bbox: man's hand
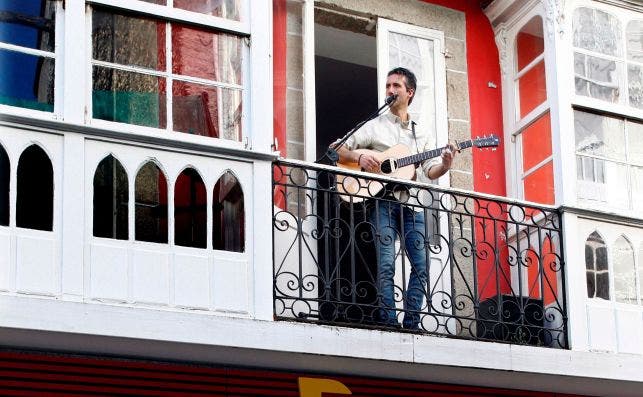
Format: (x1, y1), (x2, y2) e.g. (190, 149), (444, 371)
(358, 154), (381, 173)
(441, 143), (457, 169)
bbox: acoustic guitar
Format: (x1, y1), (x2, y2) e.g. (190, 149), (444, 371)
(335, 135), (499, 202)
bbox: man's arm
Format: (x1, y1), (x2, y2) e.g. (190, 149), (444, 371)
(426, 143), (457, 180)
(335, 145), (380, 173)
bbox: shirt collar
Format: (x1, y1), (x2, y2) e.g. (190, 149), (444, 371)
(385, 111), (414, 129)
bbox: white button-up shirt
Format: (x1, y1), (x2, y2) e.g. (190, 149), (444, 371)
(338, 111), (440, 207)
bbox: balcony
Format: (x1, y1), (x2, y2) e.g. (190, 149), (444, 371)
(273, 159), (568, 348)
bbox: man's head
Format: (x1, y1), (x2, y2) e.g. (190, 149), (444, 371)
(386, 67), (417, 106)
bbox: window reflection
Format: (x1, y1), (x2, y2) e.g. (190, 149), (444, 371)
(613, 236), (636, 304)
(93, 155), (129, 240)
(0, 50), (54, 112)
(174, 0), (241, 21)
(92, 10), (166, 71)
(93, 66), (166, 129)
(585, 231), (609, 300)
(135, 162), (168, 243)
(0, 0), (56, 52)
(213, 171), (244, 252)
(0, 144), (9, 226)
(175, 168), (207, 248)
(16, 144), (53, 231)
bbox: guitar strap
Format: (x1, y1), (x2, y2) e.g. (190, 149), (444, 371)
(411, 121), (421, 158)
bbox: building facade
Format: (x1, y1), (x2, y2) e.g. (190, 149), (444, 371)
(0, 0), (642, 395)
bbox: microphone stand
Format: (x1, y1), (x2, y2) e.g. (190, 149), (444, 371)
(315, 97), (395, 165)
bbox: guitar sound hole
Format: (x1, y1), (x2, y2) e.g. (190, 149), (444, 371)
(380, 159), (396, 175)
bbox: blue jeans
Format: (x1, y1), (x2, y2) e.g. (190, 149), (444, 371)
(370, 201), (429, 329)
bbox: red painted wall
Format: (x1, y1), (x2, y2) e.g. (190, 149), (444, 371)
(0, 350), (587, 396)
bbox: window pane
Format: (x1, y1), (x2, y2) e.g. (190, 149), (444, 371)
(172, 81), (241, 141)
(174, 0), (241, 21)
(574, 53), (620, 103)
(213, 171), (244, 252)
(614, 237), (636, 304)
(628, 64), (643, 109)
(639, 243), (643, 304)
(92, 9), (166, 71)
(16, 145), (53, 231)
(573, 7), (622, 56)
(135, 162), (168, 243)
(574, 110), (625, 161)
(93, 66), (167, 129)
(586, 232), (609, 300)
(626, 20), (643, 62)
(93, 155), (129, 240)
(0, 144), (9, 226)
(523, 160), (554, 205)
(174, 168), (207, 248)
(172, 25), (242, 85)
(518, 61), (546, 118)
(596, 272), (610, 300)
(626, 120), (643, 165)
(586, 272), (596, 298)
(516, 16), (543, 72)
(0, 50), (54, 111)
(0, 0), (55, 52)
(632, 166), (643, 212)
(521, 113), (551, 171)
(603, 161), (629, 209)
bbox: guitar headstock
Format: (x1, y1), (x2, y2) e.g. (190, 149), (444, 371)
(472, 135), (500, 148)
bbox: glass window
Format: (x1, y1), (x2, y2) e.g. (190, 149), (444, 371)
(91, 7), (244, 142)
(516, 17), (546, 118)
(585, 231), (609, 300)
(135, 161), (168, 243)
(213, 171), (244, 252)
(0, 144), (9, 226)
(16, 144), (53, 231)
(0, 0), (56, 112)
(174, 0), (242, 21)
(574, 110), (642, 212)
(573, 8), (643, 111)
(627, 20), (643, 109)
(613, 236), (636, 304)
(174, 168), (207, 248)
(93, 155), (129, 240)
(573, 7), (622, 56)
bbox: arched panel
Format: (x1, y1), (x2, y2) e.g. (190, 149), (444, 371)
(174, 167), (206, 248)
(0, 143), (9, 226)
(135, 161), (168, 243)
(585, 231), (609, 300)
(613, 235), (636, 304)
(213, 170), (244, 252)
(93, 155), (129, 240)
(16, 144), (53, 231)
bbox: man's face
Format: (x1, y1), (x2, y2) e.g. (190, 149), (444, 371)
(385, 73), (414, 108)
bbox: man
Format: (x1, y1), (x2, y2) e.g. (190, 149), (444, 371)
(335, 67), (456, 329)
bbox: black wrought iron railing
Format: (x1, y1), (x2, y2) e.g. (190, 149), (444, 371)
(272, 159), (568, 348)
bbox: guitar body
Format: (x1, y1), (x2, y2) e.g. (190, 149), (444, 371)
(333, 135), (499, 203)
(336, 144), (416, 202)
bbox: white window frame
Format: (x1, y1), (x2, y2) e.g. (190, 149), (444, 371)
(498, 4), (551, 201)
(570, 1), (643, 120)
(0, 0), (64, 120)
(84, 0), (256, 150)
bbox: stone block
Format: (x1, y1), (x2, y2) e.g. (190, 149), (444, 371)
(446, 71), (470, 121)
(287, 33), (303, 90)
(450, 169), (473, 191)
(286, 88), (304, 144)
(446, 37), (466, 72)
(287, 0), (303, 35)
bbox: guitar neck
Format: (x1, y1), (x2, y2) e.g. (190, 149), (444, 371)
(397, 140), (472, 167)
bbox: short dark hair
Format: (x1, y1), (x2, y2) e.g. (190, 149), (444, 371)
(387, 67), (417, 104)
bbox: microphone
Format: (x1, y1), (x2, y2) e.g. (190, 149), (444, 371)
(385, 94), (398, 105)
